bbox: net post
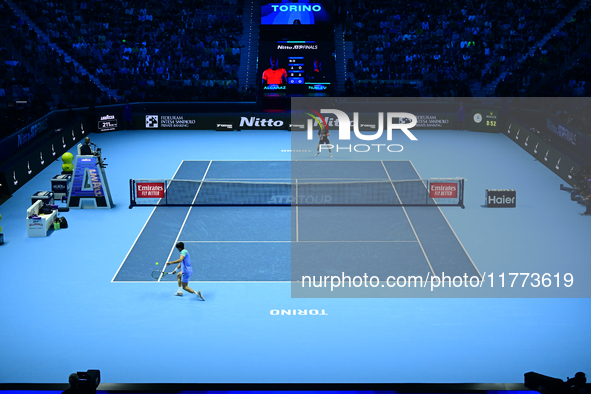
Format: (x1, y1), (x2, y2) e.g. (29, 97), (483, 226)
(426, 180), (429, 206)
(129, 179), (134, 209)
(460, 179), (465, 209)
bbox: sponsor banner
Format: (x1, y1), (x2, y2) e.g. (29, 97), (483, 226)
(215, 123), (234, 131)
(546, 115), (591, 160)
(547, 116), (577, 146)
(0, 116), (50, 165)
(334, 113), (456, 131)
(429, 183), (458, 198)
(150, 115), (197, 129)
(97, 114), (118, 132)
(135, 113), (292, 130)
(415, 114), (456, 130)
(485, 189), (516, 208)
(136, 182), (165, 198)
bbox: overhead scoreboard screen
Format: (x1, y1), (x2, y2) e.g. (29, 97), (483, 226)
(259, 1), (334, 96)
(259, 40), (334, 94)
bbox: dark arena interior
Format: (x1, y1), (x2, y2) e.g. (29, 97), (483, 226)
(0, 0), (590, 394)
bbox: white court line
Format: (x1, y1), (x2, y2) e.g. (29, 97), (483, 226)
(381, 161), (436, 278)
(180, 160), (411, 162)
(408, 161), (481, 279)
(296, 179), (299, 242)
(160, 160), (213, 281)
(111, 161), (186, 282)
(113, 280), (294, 284)
(181, 240), (418, 243)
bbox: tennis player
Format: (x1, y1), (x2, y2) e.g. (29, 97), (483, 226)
(166, 242), (205, 301)
(315, 123), (332, 158)
(262, 56), (288, 85)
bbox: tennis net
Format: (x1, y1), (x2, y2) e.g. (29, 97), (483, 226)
(129, 178), (465, 208)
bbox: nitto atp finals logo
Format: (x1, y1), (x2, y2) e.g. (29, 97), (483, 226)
(303, 108), (418, 153)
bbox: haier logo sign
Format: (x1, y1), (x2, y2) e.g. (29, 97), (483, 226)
(146, 115), (159, 128)
(485, 189), (516, 208)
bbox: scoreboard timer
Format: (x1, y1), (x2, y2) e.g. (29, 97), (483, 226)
(471, 109), (499, 132)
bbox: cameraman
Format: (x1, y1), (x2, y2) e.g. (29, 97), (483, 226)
(560, 168), (591, 215)
(581, 180), (591, 216)
(564, 372), (587, 394)
(62, 373), (83, 394)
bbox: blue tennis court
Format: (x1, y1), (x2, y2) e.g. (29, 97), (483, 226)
(0, 128), (589, 385)
(114, 160), (478, 285)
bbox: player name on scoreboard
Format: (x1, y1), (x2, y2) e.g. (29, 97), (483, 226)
(485, 189), (516, 207)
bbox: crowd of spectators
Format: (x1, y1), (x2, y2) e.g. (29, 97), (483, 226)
(19, 0), (245, 102)
(3, 0), (591, 140)
(495, 3), (591, 97)
(1, 0), (108, 138)
(547, 97), (591, 137)
(342, 0), (580, 97)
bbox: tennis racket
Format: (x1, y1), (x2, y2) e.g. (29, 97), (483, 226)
(151, 270), (174, 280)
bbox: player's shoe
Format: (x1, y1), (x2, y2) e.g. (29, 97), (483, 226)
(174, 291), (183, 296)
(197, 291), (205, 301)
(329, 154), (333, 158)
(581, 212), (591, 216)
(315, 152), (319, 157)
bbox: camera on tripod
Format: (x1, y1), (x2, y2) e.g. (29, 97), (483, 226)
(75, 370), (100, 394)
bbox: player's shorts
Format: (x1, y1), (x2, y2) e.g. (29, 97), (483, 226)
(319, 136), (330, 144)
(181, 271), (192, 283)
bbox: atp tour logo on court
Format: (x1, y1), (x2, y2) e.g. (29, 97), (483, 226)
(146, 115), (159, 128)
(429, 183), (458, 198)
(303, 109), (418, 153)
(136, 182), (165, 198)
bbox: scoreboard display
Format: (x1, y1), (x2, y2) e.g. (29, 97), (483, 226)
(259, 1), (334, 96)
(471, 109), (499, 132)
(259, 40), (334, 95)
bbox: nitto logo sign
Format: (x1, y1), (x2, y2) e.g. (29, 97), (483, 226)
(240, 117), (284, 128)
